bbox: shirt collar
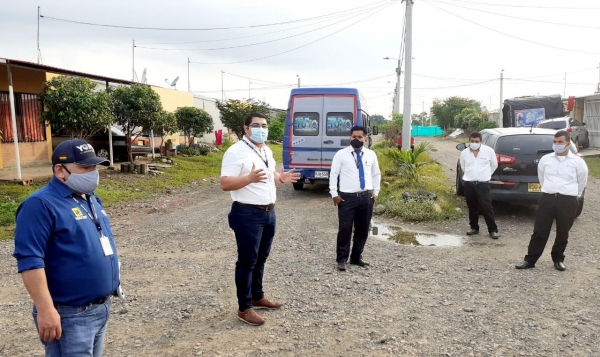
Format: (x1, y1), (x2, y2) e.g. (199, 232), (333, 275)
(49, 176), (77, 198)
(552, 150), (575, 160)
(243, 137), (264, 151)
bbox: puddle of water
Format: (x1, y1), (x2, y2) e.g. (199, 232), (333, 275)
(370, 221), (462, 247)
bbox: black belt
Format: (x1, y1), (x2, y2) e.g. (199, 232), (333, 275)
(339, 190), (373, 197)
(234, 201), (275, 211)
(54, 295), (109, 308)
(543, 192), (575, 198)
(465, 181), (488, 185)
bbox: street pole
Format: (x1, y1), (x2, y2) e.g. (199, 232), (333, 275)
(5, 62), (22, 180)
(297, 75), (301, 88)
(221, 70), (224, 101)
(132, 40), (135, 82)
(597, 62), (600, 93)
(187, 58), (191, 92)
(499, 70), (504, 128)
(37, 6), (41, 64)
(401, 0), (413, 151)
(393, 66), (401, 115)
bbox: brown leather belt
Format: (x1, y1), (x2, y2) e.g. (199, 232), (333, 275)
(234, 201), (275, 211)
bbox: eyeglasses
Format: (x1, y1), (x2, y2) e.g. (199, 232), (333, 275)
(248, 124), (269, 129)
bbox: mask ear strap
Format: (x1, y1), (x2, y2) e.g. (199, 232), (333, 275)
(61, 164), (72, 175)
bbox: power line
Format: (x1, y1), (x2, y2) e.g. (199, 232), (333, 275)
(413, 78), (498, 90)
(519, 67), (599, 79)
(223, 72), (291, 85)
(136, 3), (388, 51)
(432, 0), (600, 30)
(40, 0), (393, 31)
(423, 0), (600, 55)
(505, 78), (597, 86)
(136, 2), (388, 45)
(189, 2), (395, 65)
(437, 0), (600, 10)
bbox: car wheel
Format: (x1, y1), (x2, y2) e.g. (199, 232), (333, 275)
(456, 167), (464, 196)
(576, 194), (584, 218)
(575, 138), (580, 149)
(583, 135), (590, 149)
(96, 146), (110, 159)
(293, 182), (304, 191)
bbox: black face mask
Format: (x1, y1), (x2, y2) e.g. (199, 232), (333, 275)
(350, 139), (363, 149)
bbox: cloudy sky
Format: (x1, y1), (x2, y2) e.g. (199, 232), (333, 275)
(2, 0), (600, 118)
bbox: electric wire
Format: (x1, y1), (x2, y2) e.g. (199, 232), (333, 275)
(423, 0), (600, 55)
(432, 0), (600, 10)
(189, 2), (395, 65)
(40, 0), (393, 31)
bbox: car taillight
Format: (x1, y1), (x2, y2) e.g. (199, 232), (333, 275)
(566, 127), (572, 133)
(496, 154), (516, 165)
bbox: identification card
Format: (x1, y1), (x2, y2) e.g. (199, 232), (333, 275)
(100, 236), (114, 256)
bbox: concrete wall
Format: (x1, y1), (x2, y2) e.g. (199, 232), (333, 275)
(151, 86), (194, 147)
(193, 95), (226, 144)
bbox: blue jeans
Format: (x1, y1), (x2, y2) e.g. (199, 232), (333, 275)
(33, 299), (111, 357)
(228, 203), (276, 311)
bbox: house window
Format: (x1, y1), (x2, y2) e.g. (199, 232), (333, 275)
(0, 92), (46, 143)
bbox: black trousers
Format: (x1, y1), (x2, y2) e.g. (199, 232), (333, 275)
(336, 193), (374, 263)
(464, 181), (498, 233)
(524, 193), (578, 264)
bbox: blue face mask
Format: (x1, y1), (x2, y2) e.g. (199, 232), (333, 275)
(250, 128), (269, 144)
(63, 167), (100, 194)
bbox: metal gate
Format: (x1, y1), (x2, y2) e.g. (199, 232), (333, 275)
(584, 98), (600, 148)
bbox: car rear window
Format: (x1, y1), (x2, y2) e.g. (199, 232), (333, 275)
(537, 121), (566, 130)
(495, 135), (554, 155)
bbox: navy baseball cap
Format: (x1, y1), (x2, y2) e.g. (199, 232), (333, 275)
(52, 139), (110, 166)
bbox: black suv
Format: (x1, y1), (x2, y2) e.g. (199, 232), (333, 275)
(455, 128), (584, 216)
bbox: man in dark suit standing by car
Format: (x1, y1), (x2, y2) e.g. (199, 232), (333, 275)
(329, 126), (381, 271)
(460, 131), (500, 239)
(516, 130), (588, 271)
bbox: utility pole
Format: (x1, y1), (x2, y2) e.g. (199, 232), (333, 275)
(132, 40), (135, 82)
(393, 66), (402, 115)
(187, 58), (191, 92)
(401, 0), (413, 151)
(221, 70), (224, 101)
(499, 70), (504, 128)
(297, 75), (301, 88)
(37, 6), (42, 64)
(597, 62), (600, 93)
(563, 72), (567, 98)
(5, 61), (22, 180)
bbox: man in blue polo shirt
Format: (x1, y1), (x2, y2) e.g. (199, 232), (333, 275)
(13, 139), (121, 357)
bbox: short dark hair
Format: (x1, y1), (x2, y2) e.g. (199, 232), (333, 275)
(469, 132), (482, 141)
(245, 112), (268, 126)
(554, 130), (570, 142)
(350, 126), (367, 136)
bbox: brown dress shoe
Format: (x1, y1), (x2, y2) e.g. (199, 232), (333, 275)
(251, 297), (282, 310)
(237, 308), (264, 326)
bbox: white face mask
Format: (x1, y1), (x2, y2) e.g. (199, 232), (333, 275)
(552, 143), (568, 154)
(469, 143), (481, 150)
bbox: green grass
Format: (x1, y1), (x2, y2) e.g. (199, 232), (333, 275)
(585, 157), (600, 178)
(374, 147), (465, 222)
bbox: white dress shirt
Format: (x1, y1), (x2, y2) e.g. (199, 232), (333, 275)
(220, 138), (277, 205)
(329, 146), (381, 198)
(460, 145), (498, 182)
(538, 151), (588, 197)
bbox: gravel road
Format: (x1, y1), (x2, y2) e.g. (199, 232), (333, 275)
(1, 136), (599, 356)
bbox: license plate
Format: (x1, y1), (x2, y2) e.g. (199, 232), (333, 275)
(137, 141), (144, 146)
(528, 183), (541, 192)
(314, 171), (329, 179)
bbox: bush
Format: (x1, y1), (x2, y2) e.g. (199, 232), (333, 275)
(268, 120), (284, 141)
(477, 121), (498, 131)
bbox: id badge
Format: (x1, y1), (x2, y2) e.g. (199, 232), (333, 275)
(100, 235), (114, 256)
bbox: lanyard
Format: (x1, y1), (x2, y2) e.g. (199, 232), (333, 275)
(71, 195), (102, 233)
(243, 139), (269, 168)
(353, 151), (362, 169)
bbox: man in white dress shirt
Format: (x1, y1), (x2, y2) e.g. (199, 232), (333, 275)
(516, 130), (588, 271)
(460, 131), (500, 239)
(220, 113), (300, 326)
(329, 126), (381, 271)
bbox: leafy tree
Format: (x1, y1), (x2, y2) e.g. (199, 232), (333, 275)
(455, 107), (482, 131)
(411, 112), (429, 126)
(273, 111), (287, 124)
(268, 121), (284, 141)
(39, 76), (113, 138)
(380, 113), (403, 145)
(152, 110), (178, 149)
(111, 84), (163, 162)
(431, 97), (481, 129)
(477, 120), (499, 131)
(216, 99), (271, 140)
(370, 114), (387, 125)
(175, 106), (214, 146)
